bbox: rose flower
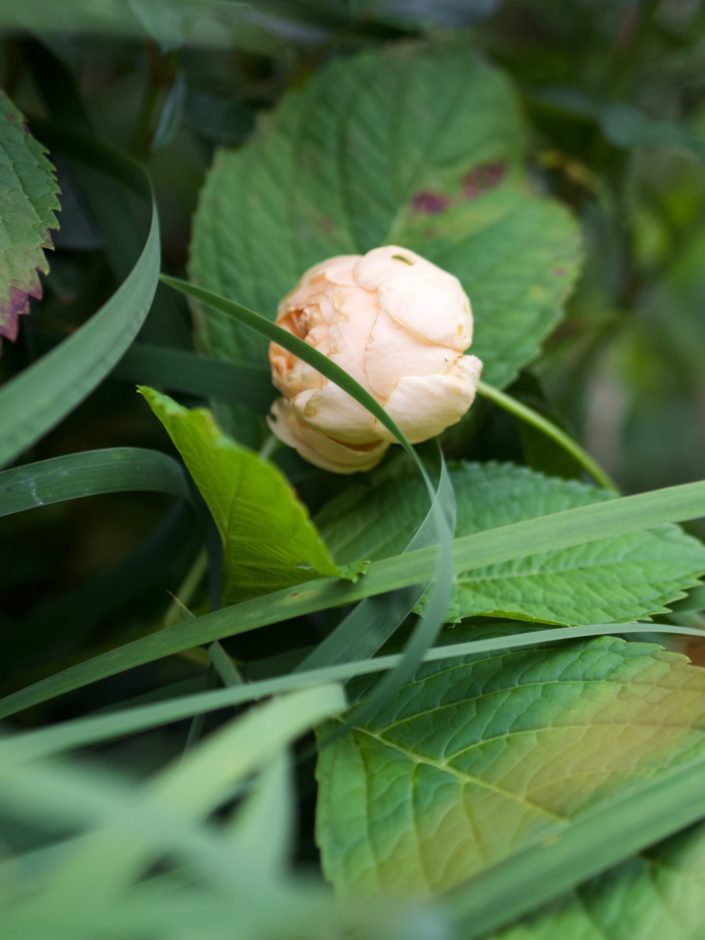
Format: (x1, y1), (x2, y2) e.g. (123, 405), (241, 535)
(268, 246), (482, 473)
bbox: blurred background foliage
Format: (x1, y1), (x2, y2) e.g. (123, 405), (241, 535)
(1, 0), (704, 717)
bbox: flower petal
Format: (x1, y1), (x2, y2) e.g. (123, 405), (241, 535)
(268, 398), (388, 474)
(364, 308), (455, 399)
(375, 354), (483, 443)
(355, 245), (472, 350)
(292, 383), (379, 445)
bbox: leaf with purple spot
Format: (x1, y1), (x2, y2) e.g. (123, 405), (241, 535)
(0, 92), (61, 350)
(191, 42), (583, 390)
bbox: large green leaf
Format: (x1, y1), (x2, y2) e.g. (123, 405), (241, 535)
(491, 822), (705, 940)
(317, 461), (705, 625)
(315, 636), (705, 898)
(0, 92), (60, 348)
(189, 41), (581, 388)
(140, 387), (346, 603)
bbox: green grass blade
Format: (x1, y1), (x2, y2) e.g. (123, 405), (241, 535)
(35, 685), (345, 904)
(4, 622), (705, 761)
(2, 478), (705, 719)
(228, 749), (294, 876)
(111, 341), (275, 412)
(296, 451), (452, 672)
(0, 448), (189, 517)
(0, 124), (160, 469)
(160, 275), (456, 718)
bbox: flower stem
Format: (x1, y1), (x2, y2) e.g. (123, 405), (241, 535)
(476, 380), (619, 493)
(162, 548), (208, 629)
(259, 434), (279, 461)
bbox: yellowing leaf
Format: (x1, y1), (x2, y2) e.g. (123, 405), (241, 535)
(316, 637), (705, 898)
(494, 822), (705, 939)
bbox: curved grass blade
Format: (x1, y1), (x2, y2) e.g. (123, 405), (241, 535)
(0, 448), (189, 517)
(0, 124), (160, 469)
(34, 331), (617, 498)
(296, 449), (452, 672)
(160, 275), (455, 717)
(2, 477), (705, 719)
(33, 685), (345, 906)
(159, 277), (424, 467)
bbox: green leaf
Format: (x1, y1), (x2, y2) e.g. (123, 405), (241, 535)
(0, 448), (189, 517)
(189, 41), (581, 388)
(447, 747), (705, 938)
(487, 823), (705, 940)
(317, 462), (705, 625)
(0, 92), (60, 348)
(140, 387), (345, 602)
(0, 123), (160, 469)
(315, 636), (705, 898)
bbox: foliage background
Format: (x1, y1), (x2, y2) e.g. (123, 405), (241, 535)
(1, 1), (705, 937)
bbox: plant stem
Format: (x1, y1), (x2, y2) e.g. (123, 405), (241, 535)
(477, 380), (618, 493)
(163, 548), (208, 629)
(258, 434), (279, 461)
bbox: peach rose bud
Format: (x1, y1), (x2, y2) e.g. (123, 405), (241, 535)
(268, 246), (483, 473)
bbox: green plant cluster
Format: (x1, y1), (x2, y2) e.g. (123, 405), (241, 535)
(1, 3), (705, 938)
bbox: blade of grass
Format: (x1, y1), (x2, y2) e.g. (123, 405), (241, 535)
(4, 621), (704, 761)
(0, 448), (190, 517)
(0, 124), (160, 468)
(1, 478), (705, 719)
(160, 275), (456, 719)
(111, 340), (275, 412)
(36, 684), (346, 904)
(32, 333), (276, 413)
(227, 749), (294, 876)
(296, 448), (452, 672)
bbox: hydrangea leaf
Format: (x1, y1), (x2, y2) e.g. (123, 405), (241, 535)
(493, 821), (705, 940)
(316, 636), (705, 898)
(140, 387), (349, 603)
(316, 461), (705, 626)
(189, 42), (581, 389)
(0, 92), (60, 348)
